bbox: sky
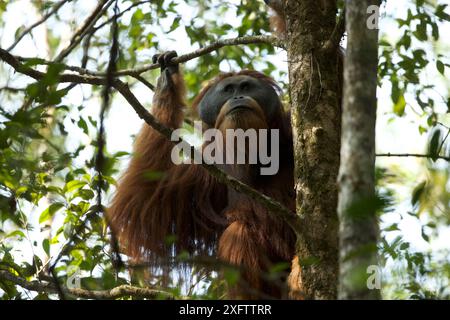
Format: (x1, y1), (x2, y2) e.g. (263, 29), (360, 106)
(0, 0), (449, 294)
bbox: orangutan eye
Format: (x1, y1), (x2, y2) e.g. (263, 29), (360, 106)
(240, 81), (251, 91)
(224, 84), (234, 93)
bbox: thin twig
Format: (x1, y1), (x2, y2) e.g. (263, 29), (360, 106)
(132, 74), (155, 91)
(7, 0), (70, 51)
(15, 35), (281, 78)
(49, 266), (66, 300)
(91, 0), (153, 33)
(322, 7), (346, 53)
(53, 0), (112, 62)
(437, 127), (450, 155)
(376, 153), (450, 162)
(60, 26), (96, 94)
(0, 86), (26, 92)
(110, 35), (284, 77)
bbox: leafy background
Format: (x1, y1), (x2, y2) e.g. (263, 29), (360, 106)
(0, 0), (449, 299)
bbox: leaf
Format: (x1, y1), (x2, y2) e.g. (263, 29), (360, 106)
(4, 230), (26, 240)
(436, 60), (445, 75)
(77, 118), (89, 135)
(436, 4), (450, 21)
(113, 151), (130, 158)
(393, 94), (406, 116)
(428, 129), (442, 161)
(269, 262), (290, 274)
(411, 181), (426, 206)
(391, 80), (401, 104)
(413, 21), (427, 41)
(15, 186), (27, 197)
(223, 268), (240, 286)
(421, 227), (430, 242)
(431, 22), (439, 40)
(76, 189), (95, 201)
(39, 202), (64, 224)
(400, 242), (410, 250)
(65, 180), (87, 193)
(131, 8), (144, 23)
(42, 239), (50, 255)
(384, 223), (400, 232)
(169, 16), (181, 33)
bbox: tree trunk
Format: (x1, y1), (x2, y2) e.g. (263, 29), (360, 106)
(337, 0), (380, 299)
(285, 0), (341, 299)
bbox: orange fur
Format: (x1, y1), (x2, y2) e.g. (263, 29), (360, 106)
(266, 0), (286, 37)
(108, 69), (297, 299)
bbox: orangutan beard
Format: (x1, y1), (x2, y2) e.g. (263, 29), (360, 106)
(213, 109), (273, 183)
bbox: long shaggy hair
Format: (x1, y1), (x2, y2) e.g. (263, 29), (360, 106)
(108, 70), (297, 298)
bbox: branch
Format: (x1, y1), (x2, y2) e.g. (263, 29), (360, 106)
(376, 153), (450, 162)
(0, 270), (176, 300)
(105, 35), (284, 77)
(322, 7), (346, 53)
(0, 46), (301, 235)
(0, 86), (26, 93)
(132, 74), (155, 91)
(0, 47), (107, 85)
(91, 0), (154, 33)
(437, 127), (450, 155)
(7, 0), (70, 51)
(14, 35), (281, 80)
(53, 0), (112, 62)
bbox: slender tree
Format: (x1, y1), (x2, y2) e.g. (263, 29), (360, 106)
(337, 0), (381, 299)
(285, 0), (342, 299)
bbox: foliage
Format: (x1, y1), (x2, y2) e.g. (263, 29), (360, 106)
(0, 0), (449, 299)
(375, 0), (450, 299)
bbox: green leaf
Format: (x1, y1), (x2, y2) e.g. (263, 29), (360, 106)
(15, 186), (28, 197)
(5, 230), (26, 240)
(39, 202), (64, 224)
(384, 223), (400, 232)
(42, 239), (50, 255)
(76, 189), (95, 201)
(428, 130), (442, 161)
(436, 60), (445, 75)
(413, 21), (427, 41)
(400, 242), (410, 250)
(65, 180), (87, 193)
(391, 80), (401, 104)
(431, 22), (439, 40)
(411, 181), (426, 206)
(436, 4), (450, 21)
(223, 268), (240, 286)
(421, 228), (430, 242)
(131, 8), (144, 23)
(393, 94), (406, 116)
(169, 16), (181, 33)
(113, 151), (130, 158)
(77, 118), (89, 135)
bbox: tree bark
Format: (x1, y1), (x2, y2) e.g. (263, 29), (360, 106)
(285, 0), (341, 299)
(337, 0), (380, 299)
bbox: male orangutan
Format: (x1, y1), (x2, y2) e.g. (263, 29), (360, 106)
(108, 1), (308, 299)
(107, 50), (299, 298)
